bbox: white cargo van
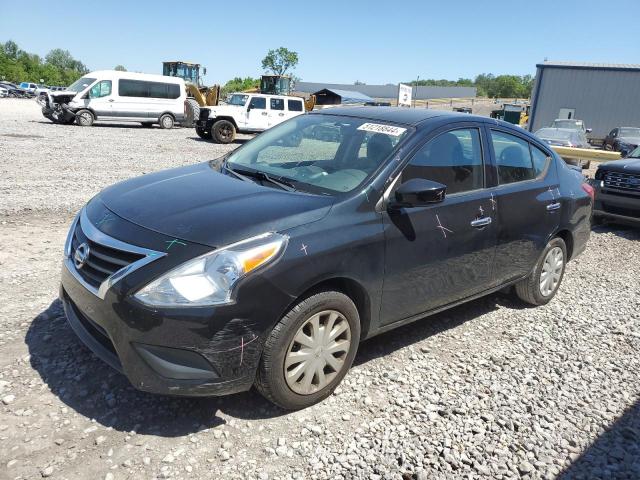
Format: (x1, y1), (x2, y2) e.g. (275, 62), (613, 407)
(37, 70), (186, 128)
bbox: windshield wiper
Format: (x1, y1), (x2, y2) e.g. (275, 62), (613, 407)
(230, 167), (297, 192)
(222, 163), (253, 183)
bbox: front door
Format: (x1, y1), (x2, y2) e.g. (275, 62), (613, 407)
(245, 96), (269, 131)
(487, 129), (560, 284)
(381, 125), (498, 325)
(85, 80), (113, 119)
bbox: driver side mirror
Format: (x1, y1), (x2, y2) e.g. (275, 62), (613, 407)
(586, 128), (592, 133)
(247, 104), (253, 112)
(390, 178), (446, 208)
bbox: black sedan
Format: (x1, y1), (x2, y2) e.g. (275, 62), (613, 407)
(592, 146), (640, 226)
(60, 108), (593, 409)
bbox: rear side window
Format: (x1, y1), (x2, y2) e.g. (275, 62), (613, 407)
(288, 99), (303, 111)
(490, 131), (535, 184)
(530, 145), (550, 177)
(118, 79), (180, 99)
(404, 128), (484, 195)
(270, 98), (284, 110)
(249, 97), (266, 109)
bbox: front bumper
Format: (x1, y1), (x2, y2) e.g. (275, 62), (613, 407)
(196, 118), (214, 131)
(592, 182), (640, 226)
(58, 204), (294, 397)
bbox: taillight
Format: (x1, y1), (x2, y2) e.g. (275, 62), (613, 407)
(581, 183), (594, 201)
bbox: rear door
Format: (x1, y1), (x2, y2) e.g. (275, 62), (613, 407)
(268, 97), (287, 127)
(487, 128), (560, 285)
(380, 124), (498, 324)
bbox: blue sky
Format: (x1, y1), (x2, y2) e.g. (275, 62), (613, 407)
(1, 0), (638, 85)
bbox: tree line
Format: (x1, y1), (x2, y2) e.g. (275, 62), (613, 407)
(0, 40), (89, 86)
(405, 74), (534, 98)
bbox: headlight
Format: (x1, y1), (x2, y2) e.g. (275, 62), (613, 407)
(134, 232), (287, 307)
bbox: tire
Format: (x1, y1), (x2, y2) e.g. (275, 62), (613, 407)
(211, 119), (236, 144)
(75, 109), (94, 127)
(255, 290), (361, 410)
(184, 98), (200, 127)
(159, 114), (174, 129)
(515, 237), (567, 306)
(582, 160), (591, 170)
(604, 144), (613, 151)
(195, 126), (209, 139)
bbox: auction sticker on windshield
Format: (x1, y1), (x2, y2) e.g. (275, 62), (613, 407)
(357, 123), (407, 136)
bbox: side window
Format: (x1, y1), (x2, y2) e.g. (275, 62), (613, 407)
(167, 84), (180, 99)
(530, 144), (550, 177)
(490, 131), (535, 184)
(270, 98), (285, 110)
(119, 79), (148, 98)
(249, 97), (266, 109)
(288, 99), (303, 112)
(611, 129), (618, 138)
(403, 128), (484, 195)
(148, 82), (167, 99)
(89, 80), (112, 98)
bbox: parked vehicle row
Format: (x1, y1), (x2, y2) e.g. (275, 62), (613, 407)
(60, 108), (593, 409)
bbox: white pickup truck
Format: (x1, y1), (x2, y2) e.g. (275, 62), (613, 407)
(195, 93), (305, 143)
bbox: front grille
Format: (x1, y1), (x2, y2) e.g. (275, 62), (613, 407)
(199, 108), (210, 122)
(71, 222), (145, 288)
(604, 171), (640, 194)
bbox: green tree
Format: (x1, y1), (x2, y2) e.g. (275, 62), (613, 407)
(221, 76), (260, 97)
(261, 47), (299, 76)
(114, 65), (127, 71)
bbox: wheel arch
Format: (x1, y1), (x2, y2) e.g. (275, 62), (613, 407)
(554, 229), (574, 260)
(212, 116), (239, 129)
(284, 277), (372, 340)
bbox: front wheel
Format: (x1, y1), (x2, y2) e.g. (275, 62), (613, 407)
(255, 291), (361, 410)
(515, 237), (567, 306)
(75, 109), (94, 127)
(211, 119), (236, 144)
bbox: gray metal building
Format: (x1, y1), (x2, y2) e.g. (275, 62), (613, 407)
(529, 61), (640, 140)
(294, 81), (476, 100)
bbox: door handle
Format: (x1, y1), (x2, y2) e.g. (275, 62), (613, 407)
(470, 217), (492, 228)
(108, 99), (114, 102)
(278, 113), (285, 116)
(261, 112), (268, 116)
(546, 202), (561, 211)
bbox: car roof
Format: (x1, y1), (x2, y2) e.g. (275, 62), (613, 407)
(231, 92), (301, 100)
(308, 106), (493, 127)
(538, 127), (578, 133)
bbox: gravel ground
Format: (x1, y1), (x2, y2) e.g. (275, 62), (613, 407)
(0, 98), (639, 480)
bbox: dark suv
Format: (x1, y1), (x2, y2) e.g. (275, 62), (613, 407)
(592, 146), (640, 225)
(60, 108), (593, 410)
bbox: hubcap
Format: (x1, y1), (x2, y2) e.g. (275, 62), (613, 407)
(162, 117), (172, 128)
(539, 246), (564, 296)
(284, 310), (351, 395)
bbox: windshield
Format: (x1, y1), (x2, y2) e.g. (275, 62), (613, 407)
(536, 128), (573, 140)
(619, 128), (640, 137)
(66, 77), (97, 93)
(226, 114), (410, 194)
(226, 94), (249, 106)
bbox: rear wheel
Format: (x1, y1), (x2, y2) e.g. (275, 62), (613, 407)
(515, 237), (567, 306)
(211, 119), (236, 144)
(75, 110), (94, 127)
(159, 114), (175, 129)
(255, 291), (360, 410)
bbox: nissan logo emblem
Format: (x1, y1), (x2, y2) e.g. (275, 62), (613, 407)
(73, 242), (91, 269)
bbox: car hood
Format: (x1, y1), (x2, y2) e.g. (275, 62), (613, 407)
(617, 136), (640, 145)
(96, 162), (334, 248)
(598, 157), (640, 174)
(209, 105), (244, 117)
